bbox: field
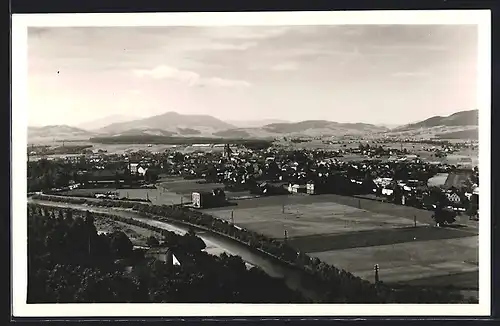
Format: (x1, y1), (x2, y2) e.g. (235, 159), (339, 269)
(202, 194), (479, 292)
(93, 214), (162, 246)
(282, 140), (478, 166)
(158, 177), (252, 199)
(62, 187), (190, 206)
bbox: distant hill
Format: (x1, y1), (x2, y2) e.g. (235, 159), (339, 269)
(261, 120), (388, 136)
(383, 110), (479, 140)
(396, 110), (478, 131)
(110, 128), (177, 137)
(98, 112), (236, 135)
(177, 127), (201, 136)
(213, 129), (252, 138)
(435, 128), (479, 140)
(30, 110), (479, 144)
(226, 119), (290, 128)
(76, 114), (139, 131)
(28, 125), (95, 143)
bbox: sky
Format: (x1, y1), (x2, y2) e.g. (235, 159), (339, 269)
(27, 25), (478, 127)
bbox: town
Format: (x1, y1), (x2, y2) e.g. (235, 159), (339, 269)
(27, 137), (479, 304)
(28, 140), (479, 220)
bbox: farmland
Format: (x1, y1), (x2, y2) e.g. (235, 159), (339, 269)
(61, 187), (190, 206)
(158, 177), (252, 199)
(202, 194), (479, 292)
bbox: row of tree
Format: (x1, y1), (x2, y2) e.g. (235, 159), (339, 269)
(28, 159), (159, 192)
(28, 204), (307, 303)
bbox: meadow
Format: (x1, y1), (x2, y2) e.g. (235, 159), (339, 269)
(202, 194), (479, 292)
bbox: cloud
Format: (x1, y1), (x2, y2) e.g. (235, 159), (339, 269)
(132, 65), (251, 88)
(368, 44), (447, 52)
(205, 42), (257, 51)
(391, 71), (431, 77)
(202, 77), (251, 88)
(165, 41), (258, 54)
(270, 62), (299, 71)
(205, 26), (294, 41)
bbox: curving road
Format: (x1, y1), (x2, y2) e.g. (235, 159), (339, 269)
(28, 198), (324, 301)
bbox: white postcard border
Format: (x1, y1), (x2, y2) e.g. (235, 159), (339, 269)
(11, 10), (491, 317)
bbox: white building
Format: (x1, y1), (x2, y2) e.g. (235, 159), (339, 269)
(137, 166), (148, 176)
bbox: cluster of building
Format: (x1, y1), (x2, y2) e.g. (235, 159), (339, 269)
(31, 141), (479, 216)
(158, 144), (479, 214)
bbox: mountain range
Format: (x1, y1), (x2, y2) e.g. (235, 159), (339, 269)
(27, 109), (479, 144)
(76, 114), (139, 131)
(395, 110), (478, 131)
(28, 125), (97, 143)
(226, 119), (290, 128)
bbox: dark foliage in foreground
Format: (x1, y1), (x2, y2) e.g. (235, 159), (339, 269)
(30, 196), (475, 303)
(27, 205), (307, 303)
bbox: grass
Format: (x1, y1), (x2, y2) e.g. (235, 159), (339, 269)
(309, 236), (478, 288)
(286, 226), (475, 253)
(88, 212), (162, 246)
(61, 188), (113, 197)
(205, 201), (423, 239)
(62, 187), (190, 205)
(158, 179), (225, 195)
(202, 193), (479, 290)
(208, 193), (439, 226)
(389, 271), (479, 290)
(158, 178), (253, 199)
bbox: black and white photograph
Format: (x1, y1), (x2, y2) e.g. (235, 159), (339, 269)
(11, 10), (491, 317)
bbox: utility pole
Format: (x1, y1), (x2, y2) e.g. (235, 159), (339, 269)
(284, 229), (288, 243)
(230, 210), (234, 225)
(374, 264), (380, 285)
(414, 215), (417, 228)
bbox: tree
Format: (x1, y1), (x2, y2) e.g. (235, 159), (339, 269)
(146, 236), (160, 247)
(433, 206), (456, 225)
(64, 210), (74, 224)
(145, 169), (159, 184)
(182, 234), (206, 253)
(163, 232), (180, 248)
(466, 198), (478, 220)
(84, 211), (94, 225)
(392, 185), (403, 205)
(109, 231), (133, 258)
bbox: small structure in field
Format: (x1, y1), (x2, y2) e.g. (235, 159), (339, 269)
(288, 183), (306, 194)
(191, 188), (227, 209)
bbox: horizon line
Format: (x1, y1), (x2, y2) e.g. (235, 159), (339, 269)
(27, 108), (476, 129)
